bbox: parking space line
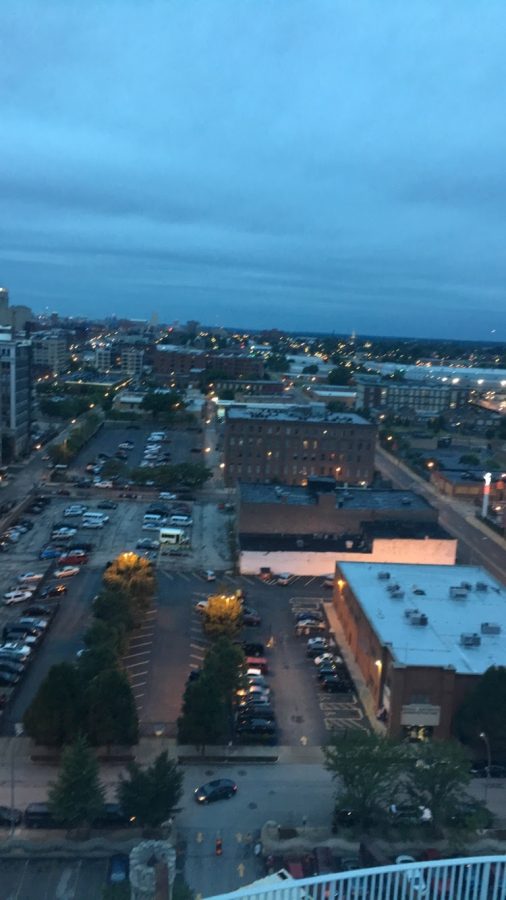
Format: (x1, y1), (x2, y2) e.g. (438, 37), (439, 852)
(131, 680), (147, 687)
(180, 574), (191, 582)
(128, 640), (153, 649)
(304, 577), (316, 586)
(123, 650), (151, 660)
(125, 661), (149, 669)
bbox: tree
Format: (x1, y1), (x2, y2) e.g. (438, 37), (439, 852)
(178, 676), (228, 748)
(118, 750), (183, 830)
(23, 663), (84, 746)
(325, 730), (403, 830)
(204, 637), (244, 697)
(93, 589), (134, 633)
(84, 618), (127, 658)
(455, 666), (506, 758)
(141, 390), (185, 419)
(327, 367), (351, 386)
(86, 669), (139, 746)
(405, 741), (471, 830)
(202, 592), (243, 638)
(48, 736), (105, 829)
(302, 364), (318, 375)
(459, 453), (480, 466)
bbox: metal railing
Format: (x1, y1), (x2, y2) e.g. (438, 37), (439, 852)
(207, 855), (506, 900)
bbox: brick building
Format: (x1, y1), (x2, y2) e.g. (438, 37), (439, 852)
(223, 405), (376, 487)
(238, 483), (456, 574)
(153, 345), (264, 380)
(333, 562), (506, 740)
(355, 374), (471, 416)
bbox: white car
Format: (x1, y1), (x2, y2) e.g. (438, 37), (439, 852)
(195, 600), (208, 614)
(82, 520), (104, 529)
(0, 642), (32, 658)
(4, 590), (34, 605)
(314, 652), (344, 667)
(307, 637), (328, 650)
(54, 565), (80, 578)
(277, 573), (293, 586)
(52, 527), (77, 537)
(395, 857), (428, 896)
(17, 572), (44, 584)
(159, 492), (176, 500)
(95, 480), (114, 489)
(203, 570), (216, 582)
(64, 505), (88, 517)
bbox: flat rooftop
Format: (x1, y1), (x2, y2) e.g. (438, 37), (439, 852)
(239, 483), (431, 511)
(338, 562), (506, 675)
(227, 404), (370, 425)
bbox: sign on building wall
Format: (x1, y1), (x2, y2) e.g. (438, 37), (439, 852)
(401, 704), (441, 726)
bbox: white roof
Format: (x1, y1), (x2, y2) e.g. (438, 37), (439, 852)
(338, 562), (506, 674)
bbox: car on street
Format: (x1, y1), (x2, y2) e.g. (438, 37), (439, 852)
(54, 565), (80, 578)
(38, 584), (67, 599)
(4, 590), (34, 605)
(307, 637), (328, 651)
(159, 491), (176, 500)
(17, 572), (44, 584)
(194, 778), (238, 803)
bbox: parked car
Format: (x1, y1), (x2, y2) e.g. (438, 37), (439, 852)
(0, 660), (26, 676)
(4, 590), (34, 605)
(2, 626), (39, 646)
(242, 641), (265, 657)
(0, 806), (23, 828)
(136, 539), (160, 550)
(470, 762), (506, 779)
(38, 584), (67, 599)
(0, 643), (32, 659)
(17, 572), (44, 584)
(0, 670), (19, 686)
(54, 565), (80, 578)
(93, 803), (135, 828)
(194, 779), (238, 803)
(58, 553), (89, 566)
(313, 652), (344, 667)
(236, 718), (276, 736)
(97, 500), (118, 510)
(22, 603), (55, 618)
(24, 803), (58, 829)
(39, 546), (63, 560)
(18, 617), (49, 632)
(203, 569), (216, 582)
(320, 674), (352, 693)
(295, 619), (326, 636)
(277, 573), (293, 586)
(295, 610), (323, 623)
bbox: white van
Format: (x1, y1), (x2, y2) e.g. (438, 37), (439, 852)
(83, 511), (109, 525)
(149, 432), (166, 441)
(170, 514), (192, 527)
(143, 513), (166, 525)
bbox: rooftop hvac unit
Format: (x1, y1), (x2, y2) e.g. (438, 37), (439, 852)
(450, 586), (468, 599)
(461, 581), (473, 591)
(408, 612), (428, 626)
(404, 608), (420, 619)
(378, 572), (390, 580)
(476, 582), (489, 592)
(391, 590), (405, 599)
(387, 583), (401, 593)
(481, 622), (501, 635)
(460, 633), (481, 648)
(401, 497), (412, 505)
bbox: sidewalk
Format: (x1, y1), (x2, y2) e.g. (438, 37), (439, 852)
(323, 601), (384, 735)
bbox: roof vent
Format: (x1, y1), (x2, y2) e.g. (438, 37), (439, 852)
(401, 497), (412, 506)
(481, 622), (501, 635)
(390, 589), (405, 599)
(461, 581), (473, 591)
(476, 582), (489, 592)
(296, 538), (304, 549)
(378, 572), (390, 581)
(408, 612), (428, 626)
(450, 586), (468, 599)
(460, 633), (481, 647)
(404, 608), (419, 619)
(386, 583), (401, 593)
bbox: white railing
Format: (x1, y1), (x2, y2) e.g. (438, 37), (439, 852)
(207, 855), (506, 900)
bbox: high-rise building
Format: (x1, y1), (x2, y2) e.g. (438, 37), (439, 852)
(32, 331), (69, 374)
(0, 287), (33, 331)
(121, 346), (144, 377)
(0, 329), (32, 461)
(95, 346), (113, 372)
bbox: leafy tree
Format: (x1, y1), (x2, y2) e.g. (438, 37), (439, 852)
(455, 666), (506, 758)
(103, 553), (155, 621)
(48, 736), (105, 828)
(77, 644), (119, 681)
(93, 589), (134, 633)
(23, 663), (84, 746)
(84, 618), (127, 658)
(327, 367), (351, 386)
(86, 669), (139, 746)
(178, 676), (228, 748)
(325, 730), (403, 830)
(459, 453), (480, 466)
(202, 592), (243, 638)
(265, 354), (290, 372)
(118, 750), (183, 829)
(204, 637), (244, 697)
(302, 364), (318, 375)
(141, 390), (184, 419)
(405, 741), (471, 830)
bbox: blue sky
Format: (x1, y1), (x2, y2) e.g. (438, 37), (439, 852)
(1, 1), (505, 339)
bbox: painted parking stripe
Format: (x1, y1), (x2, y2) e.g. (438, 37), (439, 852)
(130, 680), (147, 687)
(180, 574), (191, 582)
(123, 650), (151, 660)
(303, 577), (316, 586)
(125, 661), (149, 669)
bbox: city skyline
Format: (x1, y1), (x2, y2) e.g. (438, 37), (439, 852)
(1, 2), (506, 340)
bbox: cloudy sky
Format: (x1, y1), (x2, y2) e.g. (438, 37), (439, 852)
(1, 2), (505, 339)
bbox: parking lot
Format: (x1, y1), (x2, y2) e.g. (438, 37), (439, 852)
(72, 422), (202, 473)
(0, 857), (109, 899)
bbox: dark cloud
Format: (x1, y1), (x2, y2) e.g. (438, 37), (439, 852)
(1, 1), (505, 338)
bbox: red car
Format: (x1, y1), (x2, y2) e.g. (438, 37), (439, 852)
(58, 552), (89, 566)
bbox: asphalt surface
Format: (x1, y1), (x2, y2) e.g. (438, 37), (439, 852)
(0, 857), (109, 899)
(71, 421), (202, 472)
(376, 446), (506, 584)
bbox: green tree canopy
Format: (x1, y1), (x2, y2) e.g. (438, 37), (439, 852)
(327, 367), (351, 386)
(204, 636), (244, 696)
(405, 740), (471, 829)
(202, 592), (243, 638)
(118, 750), (183, 829)
(23, 663), (84, 746)
(86, 669), (139, 746)
(325, 730), (403, 830)
(178, 676), (228, 748)
(455, 666), (506, 758)
(48, 736), (105, 828)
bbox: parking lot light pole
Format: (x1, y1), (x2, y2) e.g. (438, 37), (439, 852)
(480, 731), (491, 805)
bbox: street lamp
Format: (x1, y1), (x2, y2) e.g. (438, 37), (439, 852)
(479, 731), (491, 805)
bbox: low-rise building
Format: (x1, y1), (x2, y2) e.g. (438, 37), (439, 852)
(224, 405), (376, 487)
(332, 562), (506, 740)
(238, 482), (456, 574)
(32, 331), (69, 374)
(355, 374), (471, 417)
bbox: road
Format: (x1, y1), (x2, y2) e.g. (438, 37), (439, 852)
(375, 446), (506, 585)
